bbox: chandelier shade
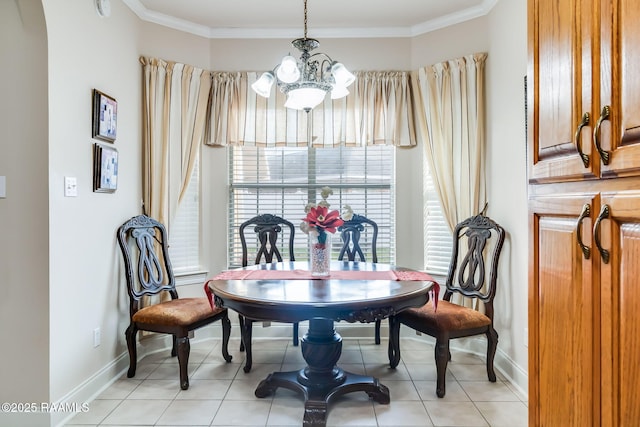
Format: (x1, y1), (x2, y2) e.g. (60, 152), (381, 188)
(251, 0), (355, 112)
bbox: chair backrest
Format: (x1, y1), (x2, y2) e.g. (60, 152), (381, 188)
(117, 215), (177, 316)
(239, 214), (296, 267)
(444, 213), (505, 320)
(338, 214), (379, 263)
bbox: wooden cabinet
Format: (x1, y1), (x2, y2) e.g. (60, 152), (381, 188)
(528, 0), (640, 425)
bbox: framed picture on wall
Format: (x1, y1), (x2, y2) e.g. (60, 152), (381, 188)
(92, 89), (117, 142)
(93, 143), (118, 193)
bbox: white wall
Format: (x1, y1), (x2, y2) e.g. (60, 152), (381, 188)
(0, 1), (50, 426)
(485, 0), (529, 382)
(42, 0), (144, 419)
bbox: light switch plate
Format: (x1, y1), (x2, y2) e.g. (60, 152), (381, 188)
(64, 176), (78, 197)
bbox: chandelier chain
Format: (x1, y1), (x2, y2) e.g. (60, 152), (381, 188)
(303, 0), (308, 39)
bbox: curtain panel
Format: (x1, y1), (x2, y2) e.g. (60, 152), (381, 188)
(414, 53), (488, 231)
(140, 56), (211, 228)
(205, 71), (417, 147)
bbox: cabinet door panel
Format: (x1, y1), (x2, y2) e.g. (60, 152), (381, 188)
(599, 0), (640, 178)
(529, 196), (596, 426)
(528, 0), (596, 183)
(599, 193), (640, 426)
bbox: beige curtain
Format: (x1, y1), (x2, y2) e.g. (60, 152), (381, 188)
(414, 53), (487, 231)
(413, 53), (488, 309)
(140, 57), (212, 227)
(205, 71), (416, 147)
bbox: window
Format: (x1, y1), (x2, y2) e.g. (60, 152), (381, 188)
(169, 156), (201, 274)
(423, 162), (453, 276)
(228, 145), (395, 268)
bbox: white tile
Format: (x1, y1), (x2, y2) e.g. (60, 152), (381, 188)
(404, 363), (454, 382)
(100, 399), (171, 425)
(155, 399), (221, 425)
(459, 380), (521, 402)
(424, 401), (488, 426)
(364, 363), (411, 380)
(211, 400), (272, 425)
(224, 379), (267, 400)
(339, 350), (364, 364)
(449, 363), (505, 381)
(98, 379), (142, 399)
(381, 380), (420, 401)
(127, 380), (181, 399)
(147, 363), (196, 380)
(374, 400), (432, 426)
(414, 380), (470, 402)
(267, 399), (305, 425)
(475, 401), (528, 426)
(192, 362), (240, 380)
(175, 379), (232, 400)
(65, 399), (120, 424)
(326, 399), (377, 426)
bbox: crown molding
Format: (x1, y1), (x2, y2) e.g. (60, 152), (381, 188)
(122, 0), (499, 39)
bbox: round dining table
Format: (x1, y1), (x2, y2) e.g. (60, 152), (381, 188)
(207, 261), (434, 427)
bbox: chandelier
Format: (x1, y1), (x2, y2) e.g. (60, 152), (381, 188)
(251, 0), (355, 112)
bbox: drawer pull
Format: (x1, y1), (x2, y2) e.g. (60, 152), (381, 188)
(593, 105), (611, 165)
(575, 112), (590, 167)
(594, 204), (610, 264)
(576, 204), (591, 260)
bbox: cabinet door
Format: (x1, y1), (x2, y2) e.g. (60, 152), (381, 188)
(598, 0), (640, 178)
(529, 195), (597, 426)
(598, 192), (640, 426)
(528, 0), (596, 183)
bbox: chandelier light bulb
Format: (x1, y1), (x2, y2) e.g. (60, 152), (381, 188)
(331, 63), (356, 88)
(277, 56), (301, 83)
(251, 72), (276, 98)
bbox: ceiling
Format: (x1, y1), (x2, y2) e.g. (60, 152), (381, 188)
(122, 0), (498, 39)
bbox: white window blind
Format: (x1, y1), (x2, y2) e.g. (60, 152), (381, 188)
(424, 163), (453, 276)
(169, 156), (201, 273)
(228, 145), (395, 269)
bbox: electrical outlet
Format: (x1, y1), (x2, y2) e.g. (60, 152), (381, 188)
(93, 327), (101, 347)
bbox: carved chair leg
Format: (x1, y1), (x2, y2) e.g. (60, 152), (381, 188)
(434, 337), (450, 398)
(125, 324), (138, 378)
(221, 314), (233, 362)
(486, 327), (499, 382)
(388, 316), (401, 368)
(375, 319), (382, 345)
(293, 322), (299, 346)
(242, 318), (254, 373)
(176, 335), (190, 390)
(238, 315), (245, 352)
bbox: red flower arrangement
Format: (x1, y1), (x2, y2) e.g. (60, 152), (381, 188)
(300, 187), (344, 248)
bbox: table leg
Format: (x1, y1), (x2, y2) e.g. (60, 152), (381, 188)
(254, 318), (390, 427)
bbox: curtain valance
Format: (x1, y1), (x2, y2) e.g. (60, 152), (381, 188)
(204, 70), (417, 147)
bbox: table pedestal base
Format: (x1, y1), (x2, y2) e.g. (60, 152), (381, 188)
(254, 318), (390, 427)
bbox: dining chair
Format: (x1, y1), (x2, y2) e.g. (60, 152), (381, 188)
(239, 213), (297, 372)
(117, 214), (232, 390)
(337, 214), (382, 344)
(388, 213), (505, 398)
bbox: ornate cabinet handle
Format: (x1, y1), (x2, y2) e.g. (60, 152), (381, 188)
(575, 112), (590, 167)
(593, 204), (610, 264)
(576, 204), (591, 259)
(593, 105), (611, 165)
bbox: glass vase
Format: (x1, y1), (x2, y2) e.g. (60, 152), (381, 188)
(309, 231), (331, 276)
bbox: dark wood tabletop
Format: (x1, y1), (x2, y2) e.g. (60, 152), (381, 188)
(209, 261), (432, 324)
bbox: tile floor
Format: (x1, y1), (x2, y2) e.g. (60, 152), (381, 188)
(65, 336), (528, 426)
